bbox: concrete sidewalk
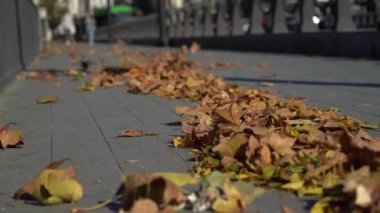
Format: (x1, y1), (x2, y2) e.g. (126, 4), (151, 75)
(0, 44), (379, 213)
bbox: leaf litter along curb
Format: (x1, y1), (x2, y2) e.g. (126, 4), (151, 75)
(83, 42), (379, 212)
(22, 42), (380, 212)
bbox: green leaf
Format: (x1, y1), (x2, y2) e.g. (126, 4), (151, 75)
(262, 165), (276, 180)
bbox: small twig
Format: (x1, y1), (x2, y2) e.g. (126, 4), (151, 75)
(71, 198), (113, 213)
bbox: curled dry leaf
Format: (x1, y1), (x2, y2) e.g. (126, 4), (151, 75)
(117, 129), (159, 138)
(117, 129), (144, 137)
(36, 96), (58, 104)
(14, 158), (83, 205)
(0, 123), (23, 149)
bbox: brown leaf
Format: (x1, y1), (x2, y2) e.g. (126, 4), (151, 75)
(214, 103), (241, 126)
(245, 136), (260, 162)
(117, 129), (144, 137)
(259, 144), (272, 166)
(130, 199), (159, 213)
(339, 129), (380, 169)
(175, 106), (197, 116)
(266, 133), (296, 157)
(0, 123), (23, 149)
(213, 133), (248, 159)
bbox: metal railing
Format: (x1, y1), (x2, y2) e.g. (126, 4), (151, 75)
(97, 0), (380, 58)
(163, 0), (380, 37)
(0, 0), (39, 83)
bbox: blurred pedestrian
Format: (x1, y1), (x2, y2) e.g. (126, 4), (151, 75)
(85, 12), (97, 47)
(39, 7), (52, 51)
(56, 10), (76, 46)
(240, 0), (253, 34)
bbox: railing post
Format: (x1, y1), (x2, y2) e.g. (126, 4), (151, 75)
(107, 0), (113, 42)
(158, 0), (169, 46)
(15, 0), (26, 70)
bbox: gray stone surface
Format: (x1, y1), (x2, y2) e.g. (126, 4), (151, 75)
(0, 43), (379, 213)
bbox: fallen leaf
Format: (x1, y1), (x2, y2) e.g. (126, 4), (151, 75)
(310, 197), (333, 213)
(129, 199), (159, 213)
(117, 129), (144, 137)
(0, 123), (23, 149)
(36, 96), (58, 104)
(78, 85), (96, 92)
(212, 133), (248, 159)
(172, 137), (183, 148)
(14, 158), (83, 205)
(155, 172), (199, 187)
(266, 133), (296, 157)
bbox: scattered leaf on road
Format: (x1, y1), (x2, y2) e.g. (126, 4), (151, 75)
(0, 123), (23, 149)
(14, 158), (83, 205)
(36, 96), (58, 104)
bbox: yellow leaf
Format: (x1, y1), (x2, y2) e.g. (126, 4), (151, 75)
(172, 137), (183, 148)
(298, 186), (323, 197)
(175, 106), (196, 116)
(14, 159), (83, 205)
(155, 172), (199, 187)
(36, 96), (58, 104)
(212, 180), (245, 213)
(262, 165), (276, 180)
(44, 171), (83, 204)
(282, 180), (304, 191)
(310, 197), (332, 213)
(78, 85), (96, 91)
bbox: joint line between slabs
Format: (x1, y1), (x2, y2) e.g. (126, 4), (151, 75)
(50, 103), (54, 162)
(79, 92), (124, 174)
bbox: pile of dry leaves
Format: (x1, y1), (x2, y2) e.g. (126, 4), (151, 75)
(94, 43), (380, 212)
(15, 42), (380, 212)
